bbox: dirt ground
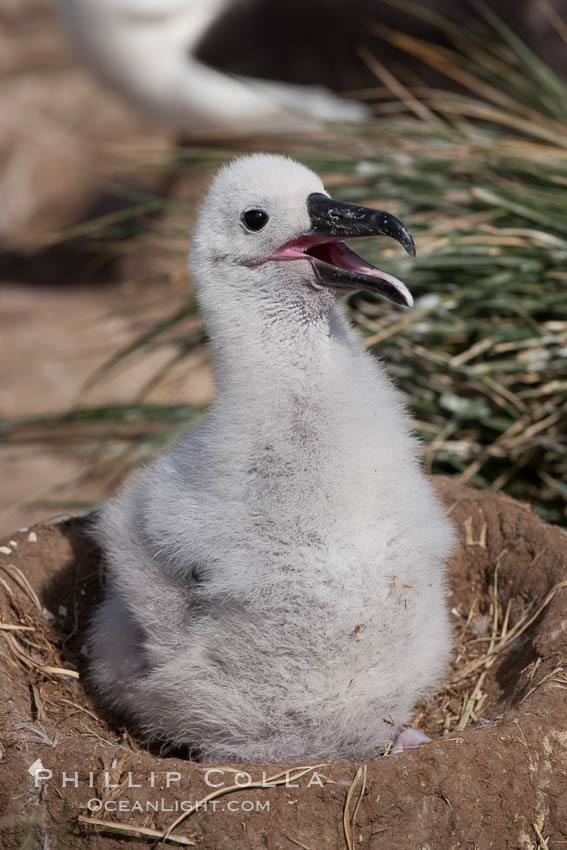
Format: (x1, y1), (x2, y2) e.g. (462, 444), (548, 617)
(0, 477), (566, 848)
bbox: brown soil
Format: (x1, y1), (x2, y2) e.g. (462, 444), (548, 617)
(1, 477), (566, 849)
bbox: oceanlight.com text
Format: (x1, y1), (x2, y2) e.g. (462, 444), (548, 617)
(87, 798), (271, 814)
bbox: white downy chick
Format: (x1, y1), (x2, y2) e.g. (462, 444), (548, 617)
(89, 154), (455, 762)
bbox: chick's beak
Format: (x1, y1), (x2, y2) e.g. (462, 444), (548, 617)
(303, 192), (416, 307)
(307, 193), (416, 256)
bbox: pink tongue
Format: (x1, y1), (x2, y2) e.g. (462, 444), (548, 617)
(275, 235), (334, 259)
(270, 236), (413, 307)
(327, 241), (414, 307)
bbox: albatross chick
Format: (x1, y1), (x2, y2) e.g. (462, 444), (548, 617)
(90, 154), (455, 762)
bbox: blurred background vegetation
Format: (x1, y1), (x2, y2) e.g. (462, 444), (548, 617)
(1, 2), (566, 526)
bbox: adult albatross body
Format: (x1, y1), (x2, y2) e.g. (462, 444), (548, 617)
(90, 155), (455, 762)
(55, 0), (366, 136)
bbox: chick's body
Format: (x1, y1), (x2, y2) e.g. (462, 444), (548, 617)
(90, 155), (455, 762)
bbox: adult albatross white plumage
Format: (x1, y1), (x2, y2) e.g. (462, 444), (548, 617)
(89, 154), (455, 762)
(55, 0), (367, 137)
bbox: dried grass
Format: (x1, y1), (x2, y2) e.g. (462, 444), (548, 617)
(154, 764), (328, 847)
(77, 816), (196, 846)
(419, 510), (567, 736)
(343, 764), (367, 850)
(0, 564), (79, 681)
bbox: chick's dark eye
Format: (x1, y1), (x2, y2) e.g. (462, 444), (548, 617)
(242, 208), (269, 231)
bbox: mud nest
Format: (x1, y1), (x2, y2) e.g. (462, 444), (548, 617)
(1, 477), (566, 849)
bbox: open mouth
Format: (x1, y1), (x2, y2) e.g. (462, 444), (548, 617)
(267, 235), (414, 308)
(247, 192), (415, 307)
